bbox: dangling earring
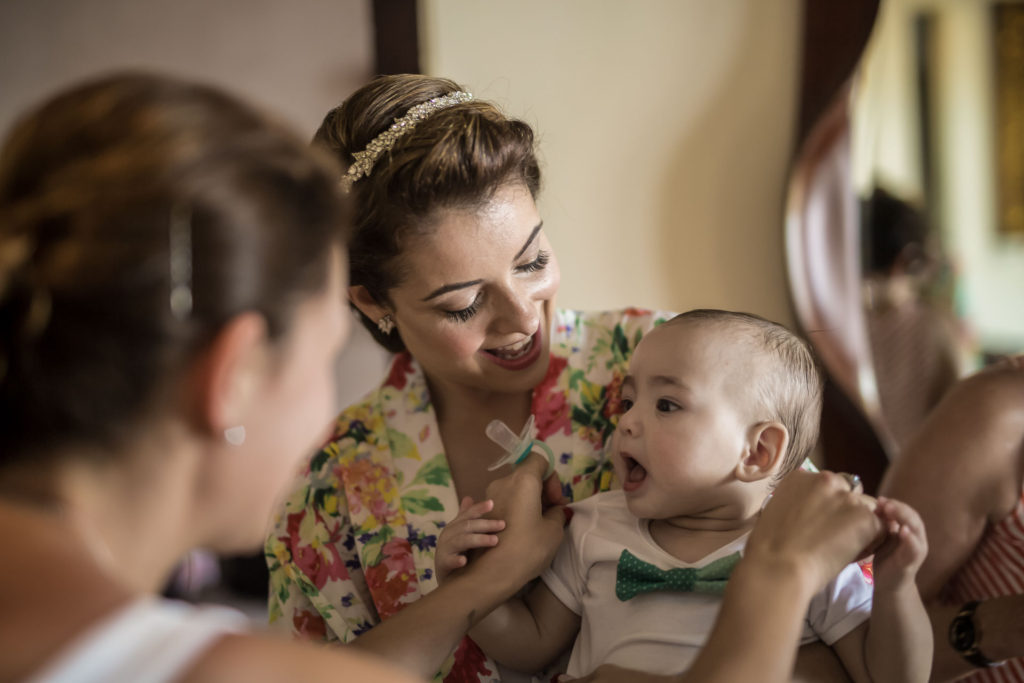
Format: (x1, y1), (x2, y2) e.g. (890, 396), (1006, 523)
(224, 425), (246, 446)
(377, 314), (395, 335)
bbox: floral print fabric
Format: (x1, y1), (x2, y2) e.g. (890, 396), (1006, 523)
(265, 308), (668, 682)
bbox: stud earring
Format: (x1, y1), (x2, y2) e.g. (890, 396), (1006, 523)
(224, 425), (246, 446)
(377, 314), (395, 335)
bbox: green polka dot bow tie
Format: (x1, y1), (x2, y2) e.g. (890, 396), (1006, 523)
(615, 549), (742, 600)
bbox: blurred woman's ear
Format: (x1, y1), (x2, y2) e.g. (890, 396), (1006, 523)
(192, 313), (268, 438)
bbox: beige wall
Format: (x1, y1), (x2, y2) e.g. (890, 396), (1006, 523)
(421, 0), (802, 326)
(0, 0), (392, 410)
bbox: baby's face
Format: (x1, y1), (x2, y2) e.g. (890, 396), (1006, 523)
(613, 321), (759, 520)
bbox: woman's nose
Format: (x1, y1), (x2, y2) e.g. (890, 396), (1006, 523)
(494, 282), (539, 334)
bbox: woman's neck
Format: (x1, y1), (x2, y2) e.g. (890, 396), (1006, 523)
(425, 374), (534, 503)
(0, 438), (202, 595)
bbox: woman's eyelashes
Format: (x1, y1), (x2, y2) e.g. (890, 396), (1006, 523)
(516, 250), (550, 273)
(444, 292), (482, 323)
(440, 250), (550, 323)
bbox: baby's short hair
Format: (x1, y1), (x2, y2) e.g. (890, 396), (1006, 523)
(668, 310), (823, 475)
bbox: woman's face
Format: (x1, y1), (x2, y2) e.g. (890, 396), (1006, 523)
(387, 183), (560, 398)
(213, 247), (350, 551)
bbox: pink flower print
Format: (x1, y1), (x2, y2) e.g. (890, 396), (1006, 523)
(383, 352), (414, 390)
(344, 458), (400, 525)
(365, 538), (418, 618)
(443, 636), (494, 683)
(292, 609), (328, 640)
(532, 355), (571, 440)
(285, 510), (351, 590)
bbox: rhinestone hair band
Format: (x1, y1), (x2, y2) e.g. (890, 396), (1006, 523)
(340, 90), (473, 192)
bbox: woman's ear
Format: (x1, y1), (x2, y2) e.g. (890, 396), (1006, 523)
(192, 312), (269, 437)
(349, 285), (388, 323)
(736, 422), (789, 482)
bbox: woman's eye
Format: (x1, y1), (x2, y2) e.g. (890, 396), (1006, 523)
(516, 250), (550, 273)
(444, 293), (482, 323)
(656, 398), (680, 413)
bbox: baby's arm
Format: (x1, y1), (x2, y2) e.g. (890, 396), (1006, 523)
(469, 581), (581, 672)
(832, 497), (932, 683)
(435, 495), (579, 672)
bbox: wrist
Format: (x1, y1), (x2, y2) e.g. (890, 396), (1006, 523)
(437, 568), (515, 624)
(949, 600), (1001, 668)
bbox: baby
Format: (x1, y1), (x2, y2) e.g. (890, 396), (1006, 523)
(437, 310), (931, 681)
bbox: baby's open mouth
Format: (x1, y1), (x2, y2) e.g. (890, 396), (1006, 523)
(622, 454), (647, 486)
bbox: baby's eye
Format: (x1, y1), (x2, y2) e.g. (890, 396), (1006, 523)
(655, 398), (681, 413)
(619, 398), (634, 413)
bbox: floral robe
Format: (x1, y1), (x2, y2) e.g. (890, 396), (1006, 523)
(265, 308), (669, 682)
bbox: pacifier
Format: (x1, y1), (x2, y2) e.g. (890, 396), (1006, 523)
(486, 414), (555, 478)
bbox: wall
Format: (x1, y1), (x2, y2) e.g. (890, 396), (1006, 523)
(0, 0), (392, 410)
(420, 0), (803, 326)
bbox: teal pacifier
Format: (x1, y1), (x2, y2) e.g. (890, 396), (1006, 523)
(486, 415), (555, 478)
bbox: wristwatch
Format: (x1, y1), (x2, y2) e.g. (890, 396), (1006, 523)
(949, 600), (996, 668)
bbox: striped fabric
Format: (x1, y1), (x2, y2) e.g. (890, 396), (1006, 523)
(946, 491), (1024, 682)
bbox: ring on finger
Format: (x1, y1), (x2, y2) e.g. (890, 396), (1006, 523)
(838, 472), (862, 492)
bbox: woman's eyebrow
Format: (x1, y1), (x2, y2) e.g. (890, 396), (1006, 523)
(513, 222), (543, 261)
(421, 222), (544, 302)
(422, 278), (483, 301)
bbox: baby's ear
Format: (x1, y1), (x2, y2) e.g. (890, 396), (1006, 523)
(736, 422), (788, 482)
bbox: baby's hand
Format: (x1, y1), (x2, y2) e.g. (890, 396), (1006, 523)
(434, 496), (506, 584)
(870, 496), (928, 591)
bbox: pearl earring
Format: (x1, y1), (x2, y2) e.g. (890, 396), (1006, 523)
(377, 314), (395, 335)
(224, 425), (246, 446)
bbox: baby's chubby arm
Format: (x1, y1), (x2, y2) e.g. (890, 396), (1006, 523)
(833, 497), (932, 683)
(469, 580), (581, 672)
(435, 496), (580, 672)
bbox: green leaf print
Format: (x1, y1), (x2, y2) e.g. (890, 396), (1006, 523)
(387, 427), (420, 461)
(409, 453), (451, 487)
(310, 448), (330, 474)
(401, 490), (445, 515)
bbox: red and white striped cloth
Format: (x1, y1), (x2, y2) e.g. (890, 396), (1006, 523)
(945, 491), (1024, 682)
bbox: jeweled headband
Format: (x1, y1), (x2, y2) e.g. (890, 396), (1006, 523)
(340, 90), (474, 192)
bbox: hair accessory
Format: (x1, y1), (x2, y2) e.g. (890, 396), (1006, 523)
(377, 313), (395, 335)
(340, 91), (474, 192)
(224, 425), (246, 446)
(486, 415), (555, 478)
(169, 204), (193, 320)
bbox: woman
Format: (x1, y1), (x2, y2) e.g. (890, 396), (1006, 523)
(880, 355), (1024, 682)
(265, 74), (868, 682)
(0, 71), (558, 683)
(0, 70), (885, 683)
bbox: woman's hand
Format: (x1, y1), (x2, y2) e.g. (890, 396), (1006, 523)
(435, 497), (505, 583)
(460, 452), (569, 596)
(748, 470), (885, 593)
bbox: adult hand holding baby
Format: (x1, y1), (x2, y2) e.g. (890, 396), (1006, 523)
(749, 469), (884, 591)
(436, 452), (569, 590)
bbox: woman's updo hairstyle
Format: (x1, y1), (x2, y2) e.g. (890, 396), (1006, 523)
(312, 74), (541, 352)
(0, 72), (349, 467)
